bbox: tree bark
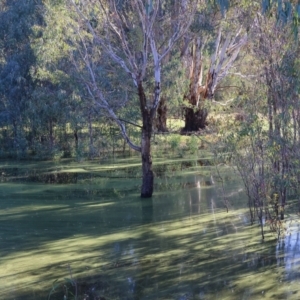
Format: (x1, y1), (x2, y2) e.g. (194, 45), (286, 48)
(155, 96), (168, 132)
(139, 81), (154, 198)
(141, 126), (154, 198)
(182, 107), (208, 132)
(74, 128), (78, 150)
(182, 38), (208, 132)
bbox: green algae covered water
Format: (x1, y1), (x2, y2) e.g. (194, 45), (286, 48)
(0, 158), (300, 300)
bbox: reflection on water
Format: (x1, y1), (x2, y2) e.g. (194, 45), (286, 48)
(0, 159), (300, 299)
(277, 225), (300, 281)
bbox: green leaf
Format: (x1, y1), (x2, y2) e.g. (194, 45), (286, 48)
(48, 279), (60, 300)
(64, 278), (75, 286)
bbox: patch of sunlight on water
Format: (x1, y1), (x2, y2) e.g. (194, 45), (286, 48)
(57, 168), (88, 173)
(0, 159), (300, 299)
(0, 202), (114, 217)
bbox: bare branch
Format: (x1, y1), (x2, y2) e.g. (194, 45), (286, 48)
(228, 72), (257, 79)
(69, 0), (138, 86)
(206, 27), (247, 98)
(210, 27), (222, 73)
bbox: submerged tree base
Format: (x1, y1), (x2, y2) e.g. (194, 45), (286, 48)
(141, 192), (153, 198)
(141, 170), (154, 198)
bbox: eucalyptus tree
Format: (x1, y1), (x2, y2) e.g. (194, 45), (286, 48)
(179, 2), (249, 132)
(69, 0), (197, 197)
(148, 1), (248, 133)
(29, 0), (88, 157)
(180, 0), (300, 133)
(0, 0), (43, 156)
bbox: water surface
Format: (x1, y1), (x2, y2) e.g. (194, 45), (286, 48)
(0, 158), (299, 299)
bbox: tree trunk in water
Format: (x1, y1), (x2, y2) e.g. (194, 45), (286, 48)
(74, 129), (78, 151)
(182, 107), (208, 132)
(155, 96), (168, 132)
(138, 81), (154, 198)
(141, 127), (154, 198)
